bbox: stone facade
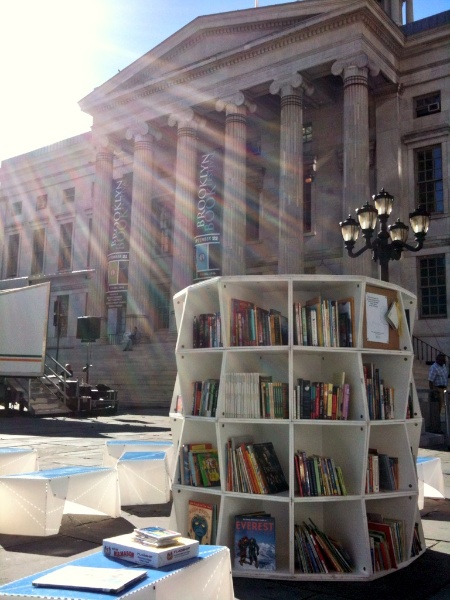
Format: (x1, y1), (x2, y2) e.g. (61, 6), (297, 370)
(1, 1), (449, 381)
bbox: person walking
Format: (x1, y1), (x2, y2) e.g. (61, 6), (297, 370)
(429, 353), (449, 420)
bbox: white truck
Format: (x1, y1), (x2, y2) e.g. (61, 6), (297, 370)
(0, 283), (50, 377)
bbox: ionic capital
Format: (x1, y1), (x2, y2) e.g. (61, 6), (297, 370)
(215, 92), (256, 116)
(269, 73), (314, 98)
(168, 108), (205, 131)
(331, 53), (380, 79)
(125, 121), (162, 142)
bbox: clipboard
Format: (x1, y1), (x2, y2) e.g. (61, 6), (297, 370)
(363, 285), (400, 350)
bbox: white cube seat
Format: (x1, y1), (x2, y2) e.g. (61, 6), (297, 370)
(0, 447), (38, 475)
(0, 465), (120, 536)
(116, 451), (171, 505)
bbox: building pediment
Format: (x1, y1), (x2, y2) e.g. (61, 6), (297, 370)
(80, 0), (385, 114)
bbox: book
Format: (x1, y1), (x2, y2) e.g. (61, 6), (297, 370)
(196, 449), (221, 487)
(133, 526), (181, 546)
(234, 513), (276, 571)
(187, 499), (215, 544)
(33, 565), (148, 593)
(103, 532), (199, 568)
(251, 441), (288, 494)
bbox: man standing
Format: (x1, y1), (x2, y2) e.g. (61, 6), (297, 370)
(429, 353), (449, 416)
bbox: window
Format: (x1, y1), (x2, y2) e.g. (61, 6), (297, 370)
(415, 145), (443, 213)
(63, 187), (75, 203)
(36, 194), (47, 210)
(12, 202), (22, 215)
(419, 255), (447, 318)
(303, 123), (312, 143)
(151, 283), (170, 330)
(55, 294), (69, 337)
(87, 218), (93, 267)
(6, 233), (20, 278)
(414, 92), (441, 118)
(58, 222), (73, 271)
(31, 228), (45, 275)
(303, 179), (312, 233)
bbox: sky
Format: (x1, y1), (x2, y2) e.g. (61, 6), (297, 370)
(0, 0), (448, 163)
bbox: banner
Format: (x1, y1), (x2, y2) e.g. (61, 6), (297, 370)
(107, 173), (132, 306)
(195, 151), (222, 281)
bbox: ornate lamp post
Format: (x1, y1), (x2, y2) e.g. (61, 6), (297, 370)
(339, 188), (430, 282)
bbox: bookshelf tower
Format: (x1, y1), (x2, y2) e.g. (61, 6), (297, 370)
(169, 275), (425, 581)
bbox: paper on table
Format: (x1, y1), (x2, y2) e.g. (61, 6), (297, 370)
(365, 292), (389, 343)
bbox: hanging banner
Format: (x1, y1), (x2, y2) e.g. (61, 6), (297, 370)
(195, 151), (222, 281)
(106, 173), (132, 307)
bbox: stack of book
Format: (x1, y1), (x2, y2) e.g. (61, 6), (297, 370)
(180, 442), (220, 487)
(192, 379), (220, 417)
(294, 451), (347, 496)
(223, 372), (288, 419)
(294, 376), (350, 420)
(102, 526), (199, 568)
(294, 519), (353, 574)
(225, 437), (288, 495)
(366, 448), (399, 492)
(363, 363), (395, 420)
(367, 513), (406, 571)
(193, 312), (222, 348)
(230, 298), (288, 347)
(293, 296), (354, 348)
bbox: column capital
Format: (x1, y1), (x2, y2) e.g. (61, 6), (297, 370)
(269, 73), (314, 98)
(125, 121), (162, 142)
(331, 53), (380, 79)
(215, 92), (256, 115)
(91, 131), (119, 155)
(168, 108), (205, 130)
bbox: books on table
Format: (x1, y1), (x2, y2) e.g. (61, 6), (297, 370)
(234, 513), (276, 571)
(103, 532), (199, 568)
(133, 526), (182, 547)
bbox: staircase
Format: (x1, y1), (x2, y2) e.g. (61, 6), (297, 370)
(20, 333), (178, 417)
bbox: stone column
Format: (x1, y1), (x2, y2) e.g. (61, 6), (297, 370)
(405, 0), (414, 24)
(125, 124), (161, 338)
(332, 54), (379, 277)
(391, 0), (402, 25)
(88, 136), (114, 330)
(216, 92), (255, 276)
(270, 73), (313, 274)
(167, 109), (201, 330)
(168, 109), (201, 296)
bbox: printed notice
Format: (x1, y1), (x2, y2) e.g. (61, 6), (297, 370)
(365, 292), (389, 343)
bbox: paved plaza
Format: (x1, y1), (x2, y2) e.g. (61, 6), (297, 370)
(1, 409), (450, 599)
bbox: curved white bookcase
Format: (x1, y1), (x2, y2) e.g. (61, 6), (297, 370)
(169, 275), (425, 581)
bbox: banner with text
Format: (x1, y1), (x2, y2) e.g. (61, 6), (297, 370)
(106, 173), (132, 308)
(195, 151), (222, 281)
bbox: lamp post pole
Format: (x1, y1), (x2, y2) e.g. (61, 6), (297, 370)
(339, 188), (431, 283)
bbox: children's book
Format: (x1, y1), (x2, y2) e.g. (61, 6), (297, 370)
(234, 513), (276, 571)
(187, 499), (215, 544)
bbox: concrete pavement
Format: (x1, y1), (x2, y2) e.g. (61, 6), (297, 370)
(1, 408), (450, 599)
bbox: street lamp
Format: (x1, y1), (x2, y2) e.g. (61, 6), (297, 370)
(339, 188), (430, 282)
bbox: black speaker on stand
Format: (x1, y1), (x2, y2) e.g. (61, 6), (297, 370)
(76, 317), (101, 383)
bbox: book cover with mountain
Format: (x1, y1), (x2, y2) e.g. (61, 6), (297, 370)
(234, 513), (276, 571)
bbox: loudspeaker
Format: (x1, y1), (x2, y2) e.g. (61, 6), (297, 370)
(76, 316), (101, 341)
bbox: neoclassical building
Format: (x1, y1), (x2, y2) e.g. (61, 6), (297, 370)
(1, 0), (449, 378)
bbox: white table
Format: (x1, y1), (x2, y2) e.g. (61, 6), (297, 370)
(0, 546), (234, 600)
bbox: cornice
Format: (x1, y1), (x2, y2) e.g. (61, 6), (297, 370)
(93, 6), (404, 116)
